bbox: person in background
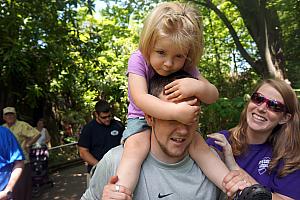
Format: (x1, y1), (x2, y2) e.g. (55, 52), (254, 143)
(0, 126), (25, 200)
(207, 79), (300, 199)
(2, 106), (40, 200)
(78, 100), (124, 186)
(60, 121), (74, 144)
(35, 118), (51, 148)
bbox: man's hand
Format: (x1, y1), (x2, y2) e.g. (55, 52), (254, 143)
(102, 176), (133, 200)
(223, 170), (251, 198)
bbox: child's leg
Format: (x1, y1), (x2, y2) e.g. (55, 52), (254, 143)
(116, 129), (150, 192)
(189, 133), (229, 192)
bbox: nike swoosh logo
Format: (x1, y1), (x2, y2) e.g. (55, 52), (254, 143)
(158, 193), (173, 198)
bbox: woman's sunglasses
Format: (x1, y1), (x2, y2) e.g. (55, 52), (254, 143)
(250, 92), (286, 113)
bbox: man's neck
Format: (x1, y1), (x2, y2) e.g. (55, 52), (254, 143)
(150, 141), (188, 164)
(6, 120), (17, 127)
(149, 150), (189, 165)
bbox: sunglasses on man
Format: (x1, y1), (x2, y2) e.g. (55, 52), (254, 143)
(99, 114), (111, 120)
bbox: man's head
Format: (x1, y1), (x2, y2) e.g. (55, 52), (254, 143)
(146, 71), (199, 163)
(3, 107), (17, 126)
(94, 100), (112, 126)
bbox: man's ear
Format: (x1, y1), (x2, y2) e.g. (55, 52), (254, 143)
(145, 114), (154, 126)
(279, 113), (292, 125)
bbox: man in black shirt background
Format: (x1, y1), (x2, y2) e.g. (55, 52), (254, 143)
(78, 100), (124, 186)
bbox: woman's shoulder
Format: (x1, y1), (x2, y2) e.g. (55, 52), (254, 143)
(270, 167), (300, 199)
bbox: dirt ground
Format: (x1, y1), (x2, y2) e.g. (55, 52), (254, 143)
(33, 164), (87, 200)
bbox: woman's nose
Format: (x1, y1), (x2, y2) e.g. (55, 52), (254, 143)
(257, 102), (268, 112)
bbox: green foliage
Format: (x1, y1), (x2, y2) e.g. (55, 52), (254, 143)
(268, 0), (300, 88)
(200, 96), (245, 135)
(0, 0), (298, 142)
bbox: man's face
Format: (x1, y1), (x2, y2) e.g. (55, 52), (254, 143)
(147, 95), (199, 163)
(3, 113), (17, 125)
(95, 111), (111, 126)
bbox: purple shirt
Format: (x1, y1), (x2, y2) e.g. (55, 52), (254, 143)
(206, 130), (300, 199)
(127, 50), (200, 118)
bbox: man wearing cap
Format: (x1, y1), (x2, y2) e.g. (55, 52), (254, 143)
(2, 106), (41, 200)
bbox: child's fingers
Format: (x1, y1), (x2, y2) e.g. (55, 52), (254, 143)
(185, 98), (198, 106)
(164, 87), (176, 95)
(165, 80), (178, 90)
(164, 83), (178, 94)
(166, 90), (181, 100)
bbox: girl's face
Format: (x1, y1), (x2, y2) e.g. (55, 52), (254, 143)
(246, 83), (290, 142)
(149, 37), (188, 76)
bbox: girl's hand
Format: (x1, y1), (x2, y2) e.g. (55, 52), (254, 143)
(102, 176), (133, 200)
(207, 133), (239, 170)
(164, 78), (200, 102)
(173, 98), (200, 125)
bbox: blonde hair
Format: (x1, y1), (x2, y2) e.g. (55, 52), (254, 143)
(139, 2), (204, 69)
(230, 79), (300, 177)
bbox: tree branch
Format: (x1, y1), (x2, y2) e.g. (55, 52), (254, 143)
(192, 0), (256, 67)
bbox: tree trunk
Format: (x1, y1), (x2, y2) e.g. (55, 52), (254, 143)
(193, 0), (287, 79)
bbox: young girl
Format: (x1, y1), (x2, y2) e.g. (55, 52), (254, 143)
(116, 1), (232, 193)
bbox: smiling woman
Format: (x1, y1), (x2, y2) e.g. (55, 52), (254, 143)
(207, 78), (300, 200)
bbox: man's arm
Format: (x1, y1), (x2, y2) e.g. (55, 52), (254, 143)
(78, 146), (98, 166)
(26, 133), (41, 146)
(23, 124), (41, 150)
(1, 160), (24, 196)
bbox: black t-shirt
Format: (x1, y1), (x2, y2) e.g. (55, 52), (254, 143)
(78, 119), (124, 172)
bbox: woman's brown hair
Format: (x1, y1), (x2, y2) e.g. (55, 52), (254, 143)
(230, 79), (300, 177)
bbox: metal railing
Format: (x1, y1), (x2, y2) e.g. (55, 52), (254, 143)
(49, 142), (78, 150)
(48, 142), (84, 172)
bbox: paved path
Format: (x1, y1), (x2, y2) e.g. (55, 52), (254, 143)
(33, 164), (87, 200)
